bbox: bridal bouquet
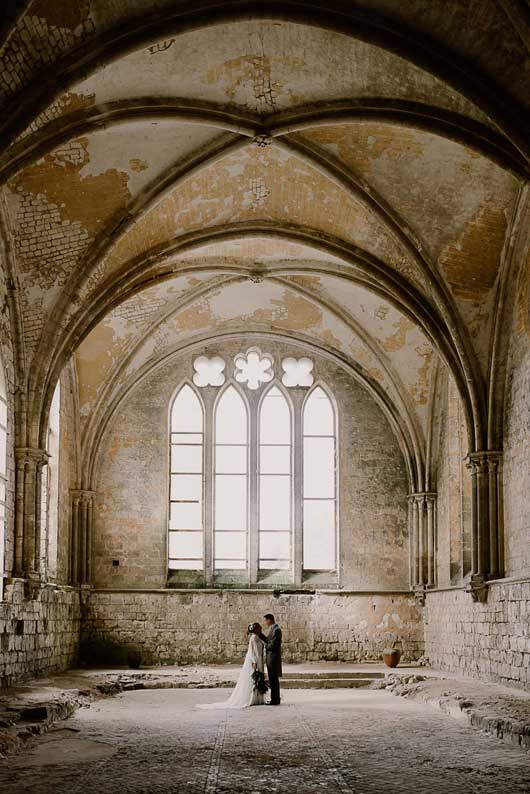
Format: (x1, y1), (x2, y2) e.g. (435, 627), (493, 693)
(251, 670), (269, 694)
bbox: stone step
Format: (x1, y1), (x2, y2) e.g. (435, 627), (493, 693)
(281, 678), (374, 689)
(281, 671), (385, 680)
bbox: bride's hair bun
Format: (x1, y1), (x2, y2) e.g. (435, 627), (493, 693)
(247, 623), (254, 635)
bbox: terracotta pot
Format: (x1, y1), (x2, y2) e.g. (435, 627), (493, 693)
(383, 649), (401, 668)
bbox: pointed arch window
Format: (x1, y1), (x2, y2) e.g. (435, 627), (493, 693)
(168, 363), (338, 585)
(303, 386), (337, 571)
(259, 386), (292, 570)
(41, 380), (61, 579)
(214, 386), (248, 570)
(169, 385), (204, 569)
(0, 358), (7, 598)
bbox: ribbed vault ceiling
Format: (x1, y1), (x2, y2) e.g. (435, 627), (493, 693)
(0, 1), (529, 477)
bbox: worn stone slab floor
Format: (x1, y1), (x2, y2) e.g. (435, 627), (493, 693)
(1, 688), (530, 794)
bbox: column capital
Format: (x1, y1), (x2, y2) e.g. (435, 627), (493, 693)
(70, 489), (96, 505)
(466, 450), (503, 470)
(408, 491), (437, 503)
(15, 446), (49, 467)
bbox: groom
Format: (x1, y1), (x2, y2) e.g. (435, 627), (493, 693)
(259, 613), (282, 705)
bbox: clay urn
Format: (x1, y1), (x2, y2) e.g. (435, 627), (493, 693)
(383, 648), (401, 668)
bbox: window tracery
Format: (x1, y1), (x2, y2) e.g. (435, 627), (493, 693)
(168, 355), (337, 583)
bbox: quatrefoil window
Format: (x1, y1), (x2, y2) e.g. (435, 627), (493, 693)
(193, 355), (226, 387)
(234, 348), (274, 390)
(281, 357), (314, 387)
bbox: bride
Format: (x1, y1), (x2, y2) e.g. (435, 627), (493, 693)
(198, 622), (266, 709)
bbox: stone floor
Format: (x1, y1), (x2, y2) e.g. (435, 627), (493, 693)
(1, 687), (530, 794)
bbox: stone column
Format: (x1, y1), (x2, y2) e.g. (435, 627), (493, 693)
(13, 447), (49, 583)
(70, 490), (96, 585)
(425, 493), (437, 588)
(465, 451), (503, 602)
(408, 492), (437, 604)
(408, 495), (419, 589)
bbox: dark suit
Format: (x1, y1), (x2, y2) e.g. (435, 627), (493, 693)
(259, 624), (282, 704)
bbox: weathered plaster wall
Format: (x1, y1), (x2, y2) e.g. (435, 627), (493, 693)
(0, 247), (16, 581)
(0, 355), (81, 685)
(75, 276), (437, 478)
(0, 579), (80, 688)
(4, 3), (526, 133)
(503, 257), (530, 578)
(83, 590), (424, 666)
(87, 336), (413, 664)
(435, 376), (471, 587)
(425, 583), (530, 689)
(55, 364), (79, 584)
(92, 337), (410, 592)
(424, 251), (530, 691)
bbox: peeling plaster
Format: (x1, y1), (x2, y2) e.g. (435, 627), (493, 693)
(60, 21), (489, 123)
(98, 143), (414, 288)
(75, 278), (434, 460)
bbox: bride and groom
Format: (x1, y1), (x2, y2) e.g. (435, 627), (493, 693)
(200, 614), (282, 709)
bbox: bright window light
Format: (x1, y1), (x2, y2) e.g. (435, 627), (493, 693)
(234, 348), (274, 390)
(168, 363), (339, 581)
(303, 387), (337, 570)
(168, 385), (204, 571)
(259, 386), (291, 570)
(282, 356), (314, 387)
(214, 386), (248, 570)
(192, 355), (226, 387)
(41, 380), (60, 580)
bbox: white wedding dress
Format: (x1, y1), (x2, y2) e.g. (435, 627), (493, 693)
(198, 634), (266, 709)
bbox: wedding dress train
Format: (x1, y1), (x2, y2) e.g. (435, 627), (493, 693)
(198, 634), (265, 709)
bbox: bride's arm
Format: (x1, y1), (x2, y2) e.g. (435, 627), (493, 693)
(250, 635), (261, 669)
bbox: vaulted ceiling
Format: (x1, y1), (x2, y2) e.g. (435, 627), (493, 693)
(1, 1), (529, 487)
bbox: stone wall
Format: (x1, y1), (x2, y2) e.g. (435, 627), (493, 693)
(92, 338), (410, 591)
(435, 376), (472, 587)
(0, 579), (80, 688)
(0, 246), (16, 583)
(425, 582), (530, 689)
(83, 590), (424, 666)
(0, 360), (81, 687)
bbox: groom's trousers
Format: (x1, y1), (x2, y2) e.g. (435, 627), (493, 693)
(268, 670), (281, 704)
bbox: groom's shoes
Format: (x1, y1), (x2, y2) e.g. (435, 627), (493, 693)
(267, 701), (281, 706)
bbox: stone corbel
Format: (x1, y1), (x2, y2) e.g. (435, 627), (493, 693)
(413, 584), (426, 607)
(465, 574), (488, 603)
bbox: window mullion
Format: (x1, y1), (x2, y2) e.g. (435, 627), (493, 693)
(293, 395), (303, 587)
(249, 395), (259, 584)
(204, 397), (214, 585)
